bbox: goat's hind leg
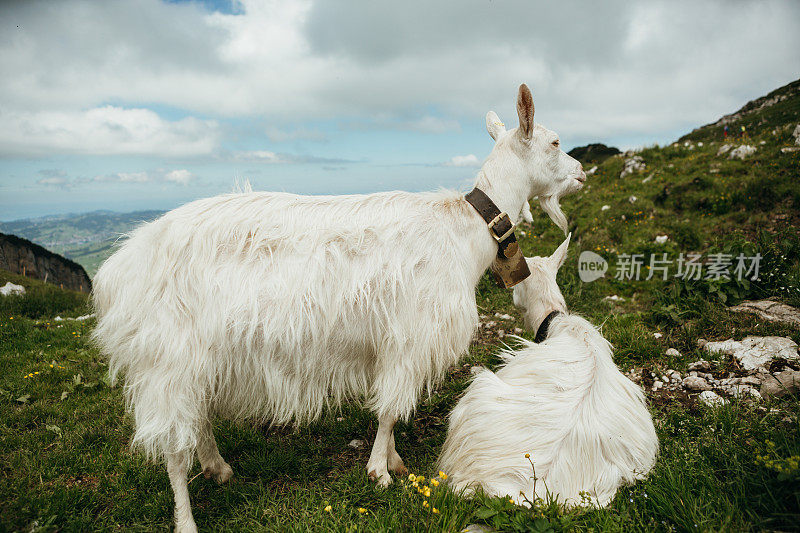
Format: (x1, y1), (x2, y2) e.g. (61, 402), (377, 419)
(167, 450), (198, 533)
(197, 419), (233, 484)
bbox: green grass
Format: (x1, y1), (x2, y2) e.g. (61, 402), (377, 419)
(2, 101), (800, 530)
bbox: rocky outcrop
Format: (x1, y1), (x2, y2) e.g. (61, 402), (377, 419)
(567, 143), (621, 165)
(0, 232), (91, 293)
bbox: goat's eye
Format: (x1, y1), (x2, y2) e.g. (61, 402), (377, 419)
(552, 140), (560, 148)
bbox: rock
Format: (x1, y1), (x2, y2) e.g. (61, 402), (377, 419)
(0, 282), (25, 296)
(687, 359), (710, 371)
(620, 155), (645, 178)
(494, 313), (514, 320)
(717, 144), (733, 156)
(665, 348), (681, 358)
(698, 390), (728, 407)
(728, 145), (756, 160)
(604, 295), (625, 302)
(704, 336), (799, 371)
(462, 525), (495, 533)
(729, 384), (762, 400)
(652, 380), (663, 391)
(586, 165), (598, 175)
(498, 329), (506, 338)
(697, 338), (708, 349)
(760, 370), (800, 399)
(601, 205), (610, 211)
(348, 439), (365, 449)
(728, 300), (800, 327)
(782, 147), (800, 153)
(655, 235), (669, 244)
(682, 376), (712, 391)
(793, 124), (800, 145)
(653, 332), (663, 339)
(641, 173), (653, 183)
(628, 195), (638, 204)
(514, 328), (523, 335)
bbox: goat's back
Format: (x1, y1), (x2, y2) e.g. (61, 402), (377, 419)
(92, 190), (486, 452)
(438, 316), (657, 506)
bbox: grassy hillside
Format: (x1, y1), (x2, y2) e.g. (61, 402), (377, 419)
(680, 77), (800, 143)
(1, 85), (800, 530)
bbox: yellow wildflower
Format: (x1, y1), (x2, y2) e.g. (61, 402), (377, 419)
(324, 505), (332, 513)
(408, 473), (417, 482)
(439, 471), (448, 480)
(423, 487), (431, 497)
(432, 508), (439, 514)
(525, 453), (530, 458)
(416, 475), (424, 483)
(430, 479), (439, 487)
(358, 507), (367, 514)
(422, 500), (429, 508)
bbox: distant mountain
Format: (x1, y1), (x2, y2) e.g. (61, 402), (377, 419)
(0, 210), (164, 277)
(680, 77), (800, 142)
(567, 143), (621, 165)
(0, 232), (91, 293)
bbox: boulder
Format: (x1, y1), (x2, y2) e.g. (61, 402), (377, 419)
(728, 145), (757, 160)
(0, 282), (25, 296)
(760, 370), (800, 399)
(704, 336), (799, 371)
(698, 390), (728, 407)
(620, 155), (645, 178)
(728, 300), (800, 327)
(682, 376), (712, 391)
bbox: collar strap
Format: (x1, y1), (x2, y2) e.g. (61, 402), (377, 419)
(464, 187), (519, 260)
(534, 310), (562, 343)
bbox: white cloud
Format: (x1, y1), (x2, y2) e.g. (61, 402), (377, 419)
(164, 169), (194, 185)
(233, 150), (283, 163)
(0, 106), (219, 157)
(444, 154), (481, 167)
(0, 0), (798, 153)
(116, 172), (151, 183)
(36, 176), (69, 187)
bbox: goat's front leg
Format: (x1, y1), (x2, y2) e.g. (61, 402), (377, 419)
(387, 430), (407, 475)
(366, 413), (397, 487)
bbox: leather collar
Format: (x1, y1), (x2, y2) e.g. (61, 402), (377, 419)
(464, 188), (519, 260)
(464, 187), (531, 288)
(534, 310), (562, 343)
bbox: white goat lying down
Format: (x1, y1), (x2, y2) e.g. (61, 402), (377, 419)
(438, 235), (658, 507)
(91, 84), (586, 532)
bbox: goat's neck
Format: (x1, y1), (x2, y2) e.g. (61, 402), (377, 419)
(473, 158), (529, 225)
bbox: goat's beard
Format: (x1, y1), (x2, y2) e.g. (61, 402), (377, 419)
(539, 195), (568, 234)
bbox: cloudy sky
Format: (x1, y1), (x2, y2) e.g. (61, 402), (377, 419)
(1, 0), (798, 221)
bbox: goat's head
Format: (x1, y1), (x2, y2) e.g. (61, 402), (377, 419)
(512, 233), (570, 332)
(485, 84), (585, 233)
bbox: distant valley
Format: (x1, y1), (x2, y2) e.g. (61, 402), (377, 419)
(0, 210), (163, 277)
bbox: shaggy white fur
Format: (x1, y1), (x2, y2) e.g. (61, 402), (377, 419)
(91, 85), (585, 532)
(438, 235), (658, 507)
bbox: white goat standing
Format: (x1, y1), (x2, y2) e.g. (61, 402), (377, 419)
(438, 235), (658, 507)
(91, 85), (585, 532)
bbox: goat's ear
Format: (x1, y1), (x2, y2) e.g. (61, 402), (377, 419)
(548, 232), (571, 271)
(486, 111), (506, 141)
(516, 83), (534, 139)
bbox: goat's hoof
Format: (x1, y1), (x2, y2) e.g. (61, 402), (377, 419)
(368, 469), (392, 487)
(203, 462), (233, 484)
(392, 465), (408, 476)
